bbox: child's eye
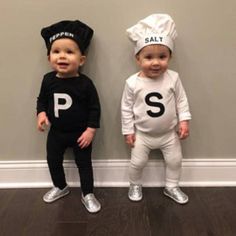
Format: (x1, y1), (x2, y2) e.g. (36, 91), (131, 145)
(145, 55), (153, 60)
(67, 50), (74, 54)
(159, 54), (167, 59)
(52, 49), (60, 54)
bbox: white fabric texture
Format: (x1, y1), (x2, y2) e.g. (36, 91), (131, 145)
(121, 69), (191, 135)
(129, 130), (182, 187)
(126, 14), (177, 54)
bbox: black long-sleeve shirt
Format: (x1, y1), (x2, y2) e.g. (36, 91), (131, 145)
(37, 71), (101, 132)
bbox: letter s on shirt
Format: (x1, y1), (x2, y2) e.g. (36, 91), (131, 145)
(145, 92), (165, 117)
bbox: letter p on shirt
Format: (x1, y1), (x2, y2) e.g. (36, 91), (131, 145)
(54, 93), (72, 118)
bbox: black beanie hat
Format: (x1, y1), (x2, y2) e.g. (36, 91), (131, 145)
(41, 20), (94, 55)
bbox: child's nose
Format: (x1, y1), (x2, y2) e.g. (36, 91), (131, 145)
(152, 58), (160, 65)
(59, 52), (66, 58)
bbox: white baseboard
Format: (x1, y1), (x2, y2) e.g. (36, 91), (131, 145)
(1, 159), (236, 188)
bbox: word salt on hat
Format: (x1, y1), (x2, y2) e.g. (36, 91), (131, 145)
(126, 14), (177, 54)
(41, 20), (94, 54)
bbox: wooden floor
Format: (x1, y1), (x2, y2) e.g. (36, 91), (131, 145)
(0, 187), (236, 236)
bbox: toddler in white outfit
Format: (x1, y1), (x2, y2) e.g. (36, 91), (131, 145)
(121, 14), (191, 204)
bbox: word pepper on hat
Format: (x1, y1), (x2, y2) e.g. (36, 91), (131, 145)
(41, 20), (94, 54)
(126, 14), (177, 54)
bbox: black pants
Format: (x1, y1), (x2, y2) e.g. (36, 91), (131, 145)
(46, 128), (94, 196)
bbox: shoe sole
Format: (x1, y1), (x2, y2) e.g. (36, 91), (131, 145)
(81, 198), (101, 214)
(163, 191), (189, 204)
(43, 190), (70, 203)
(128, 194), (143, 202)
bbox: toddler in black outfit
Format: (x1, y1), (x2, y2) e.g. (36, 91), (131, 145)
(37, 20), (101, 213)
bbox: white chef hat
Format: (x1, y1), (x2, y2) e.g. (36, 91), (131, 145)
(126, 14), (177, 54)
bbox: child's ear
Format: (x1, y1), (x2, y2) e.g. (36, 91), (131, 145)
(79, 55), (86, 67)
(135, 54), (140, 65)
(47, 55), (51, 62)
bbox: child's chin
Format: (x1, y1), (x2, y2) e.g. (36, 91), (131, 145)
(149, 73), (162, 79)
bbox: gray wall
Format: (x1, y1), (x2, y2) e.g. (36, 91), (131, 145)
(0, 0), (235, 161)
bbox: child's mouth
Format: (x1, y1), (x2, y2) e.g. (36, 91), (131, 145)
(58, 62), (69, 66)
(151, 69), (160, 73)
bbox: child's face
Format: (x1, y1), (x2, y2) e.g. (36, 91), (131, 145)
(48, 38), (86, 78)
(136, 44), (171, 79)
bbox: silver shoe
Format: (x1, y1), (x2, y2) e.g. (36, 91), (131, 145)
(163, 187), (189, 204)
(81, 193), (101, 213)
(128, 183), (142, 201)
(43, 186), (70, 203)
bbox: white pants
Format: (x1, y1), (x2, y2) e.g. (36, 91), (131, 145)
(129, 129), (183, 188)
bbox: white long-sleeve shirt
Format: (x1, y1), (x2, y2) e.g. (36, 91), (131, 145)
(121, 69), (191, 135)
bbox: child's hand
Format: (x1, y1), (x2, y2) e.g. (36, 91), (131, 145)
(77, 128), (96, 149)
(125, 134), (136, 147)
(37, 112), (50, 132)
(178, 120), (189, 139)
